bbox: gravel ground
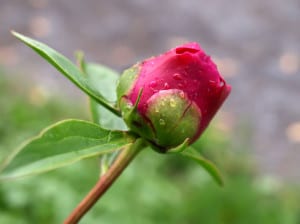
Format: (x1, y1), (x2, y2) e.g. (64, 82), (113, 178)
(0, 0), (300, 182)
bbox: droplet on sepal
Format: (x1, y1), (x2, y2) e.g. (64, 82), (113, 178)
(169, 98), (176, 107)
(159, 119), (166, 126)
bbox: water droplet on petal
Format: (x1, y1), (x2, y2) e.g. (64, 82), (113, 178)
(159, 119), (166, 126)
(163, 82), (170, 89)
(192, 79), (199, 87)
(219, 80), (225, 87)
(178, 83), (184, 88)
(173, 73), (183, 80)
(149, 81), (157, 87)
(191, 92), (199, 100)
(149, 81), (157, 91)
(179, 91), (185, 99)
(203, 55), (211, 62)
(209, 80), (216, 85)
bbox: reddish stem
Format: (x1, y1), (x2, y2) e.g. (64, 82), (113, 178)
(64, 138), (145, 224)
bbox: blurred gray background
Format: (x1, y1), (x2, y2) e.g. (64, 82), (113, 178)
(1, 0), (299, 181)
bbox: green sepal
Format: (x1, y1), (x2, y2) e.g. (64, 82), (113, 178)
(116, 65), (140, 105)
(120, 89), (156, 144)
(146, 89), (201, 148)
(166, 138), (190, 153)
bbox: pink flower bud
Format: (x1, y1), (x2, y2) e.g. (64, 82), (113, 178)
(117, 43), (231, 151)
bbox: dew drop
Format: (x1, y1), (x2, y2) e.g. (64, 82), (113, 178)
(163, 82), (170, 89)
(192, 79), (199, 87)
(178, 83), (184, 88)
(219, 80), (224, 87)
(173, 73), (183, 80)
(125, 104), (131, 110)
(149, 80), (157, 91)
(179, 91), (185, 99)
(203, 55), (211, 62)
(191, 92), (199, 100)
(209, 80), (216, 85)
(159, 119), (166, 126)
(149, 80), (157, 87)
(169, 98), (176, 107)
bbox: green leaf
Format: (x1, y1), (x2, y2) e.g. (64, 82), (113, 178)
(11, 31), (120, 116)
(84, 63), (127, 130)
(77, 61), (128, 176)
(0, 119), (134, 181)
(84, 63), (119, 103)
(181, 147), (224, 186)
(99, 152), (119, 176)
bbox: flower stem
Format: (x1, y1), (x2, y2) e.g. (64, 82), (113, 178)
(64, 138), (146, 224)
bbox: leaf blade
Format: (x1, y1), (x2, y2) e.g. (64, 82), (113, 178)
(181, 147), (224, 186)
(12, 31), (120, 116)
(82, 61), (128, 130)
(0, 119), (133, 181)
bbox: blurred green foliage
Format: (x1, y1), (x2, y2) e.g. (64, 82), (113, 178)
(0, 70), (299, 224)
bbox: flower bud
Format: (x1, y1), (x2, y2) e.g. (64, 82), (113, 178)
(117, 43), (231, 152)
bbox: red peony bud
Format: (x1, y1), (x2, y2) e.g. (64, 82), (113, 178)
(117, 43), (231, 151)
